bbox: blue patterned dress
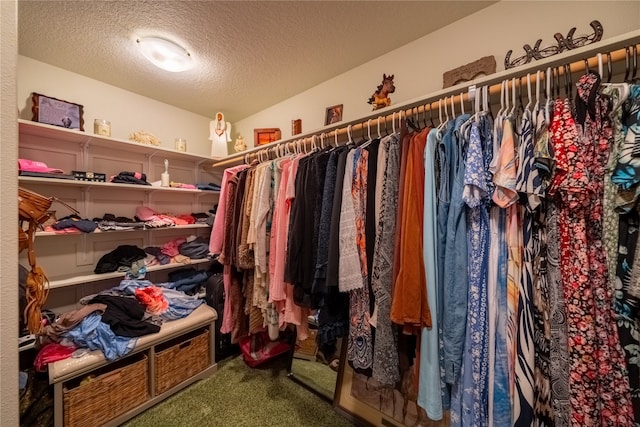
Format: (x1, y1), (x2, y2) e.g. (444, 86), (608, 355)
(459, 120), (491, 427)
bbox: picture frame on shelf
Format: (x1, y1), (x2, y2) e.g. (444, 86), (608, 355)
(31, 93), (84, 131)
(254, 128), (281, 147)
(325, 104), (343, 125)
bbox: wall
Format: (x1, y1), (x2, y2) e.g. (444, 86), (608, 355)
(1, 0), (19, 425)
(235, 1), (640, 145)
(17, 57), (213, 157)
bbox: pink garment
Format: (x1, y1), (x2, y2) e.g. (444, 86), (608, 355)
(34, 343), (76, 372)
(269, 158), (292, 303)
(136, 206), (157, 221)
(210, 165), (249, 255)
(220, 264), (234, 334)
(269, 156), (303, 326)
(170, 182), (196, 189)
(161, 237), (186, 257)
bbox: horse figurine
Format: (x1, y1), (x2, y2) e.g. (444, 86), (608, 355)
(368, 73), (395, 111)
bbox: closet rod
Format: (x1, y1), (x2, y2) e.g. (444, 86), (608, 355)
(213, 30), (640, 168)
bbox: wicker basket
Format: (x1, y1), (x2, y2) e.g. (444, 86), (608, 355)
(63, 354), (149, 427)
(294, 329), (318, 361)
(154, 328), (210, 395)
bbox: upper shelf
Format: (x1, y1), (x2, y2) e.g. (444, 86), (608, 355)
(18, 176), (219, 195)
(18, 119), (214, 165)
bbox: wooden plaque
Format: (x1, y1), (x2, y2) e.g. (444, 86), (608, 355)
(443, 56), (496, 88)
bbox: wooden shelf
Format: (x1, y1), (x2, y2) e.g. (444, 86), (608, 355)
(19, 176), (219, 195)
(18, 119), (213, 164)
(35, 223), (211, 237)
(48, 258), (212, 289)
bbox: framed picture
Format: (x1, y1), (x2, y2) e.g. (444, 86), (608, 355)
(325, 104), (343, 125)
(32, 93), (84, 131)
(254, 128), (281, 147)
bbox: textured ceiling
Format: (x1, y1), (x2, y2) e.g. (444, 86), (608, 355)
(18, 1), (495, 123)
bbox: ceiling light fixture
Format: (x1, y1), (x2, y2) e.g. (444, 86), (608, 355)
(136, 36), (193, 73)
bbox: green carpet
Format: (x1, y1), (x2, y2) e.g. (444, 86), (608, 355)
(123, 355), (355, 427)
(290, 357), (338, 400)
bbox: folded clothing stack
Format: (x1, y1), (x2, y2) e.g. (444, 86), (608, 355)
(110, 171), (151, 186)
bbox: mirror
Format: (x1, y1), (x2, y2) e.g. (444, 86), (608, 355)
(287, 313), (343, 402)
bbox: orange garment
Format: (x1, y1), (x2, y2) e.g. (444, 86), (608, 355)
(390, 128), (432, 330)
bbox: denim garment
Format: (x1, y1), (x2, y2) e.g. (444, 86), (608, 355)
(436, 119), (455, 409)
(64, 313), (137, 361)
(442, 113), (470, 385)
(418, 128), (443, 420)
(164, 270), (210, 293)
(492, 207), (511, 426)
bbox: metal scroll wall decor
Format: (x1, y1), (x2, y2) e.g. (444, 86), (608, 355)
(504, 20), (603, 69)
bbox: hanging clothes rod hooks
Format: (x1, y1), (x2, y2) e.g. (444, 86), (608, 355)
(219, 39), (640, 168)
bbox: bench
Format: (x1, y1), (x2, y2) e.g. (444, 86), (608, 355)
(48, 304), (218, 426)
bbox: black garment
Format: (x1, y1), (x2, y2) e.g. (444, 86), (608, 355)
(284, 156), (311, 287)
(89, 294), (160, 337)
(303, 150), (331, 308)
(326, 148), (351, 288)
(94, 245), (147, 274)
(110, 171), (151, 186)
(312, 148), (344, 307)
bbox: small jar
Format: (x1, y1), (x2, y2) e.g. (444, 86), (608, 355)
(175, 138), (187, 152)
(94, 119), (111, 137)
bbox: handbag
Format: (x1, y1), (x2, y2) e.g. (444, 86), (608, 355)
(17, 187), (78, 334)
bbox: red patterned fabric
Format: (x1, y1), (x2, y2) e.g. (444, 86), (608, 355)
(550, 86), (634, 426)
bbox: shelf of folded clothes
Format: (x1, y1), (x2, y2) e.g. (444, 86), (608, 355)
(35, 223), (211, 237)
(47, 258), (212, 290)
(19, 176), (219, 194)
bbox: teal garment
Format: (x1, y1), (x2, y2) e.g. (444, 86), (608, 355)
(417, 128), (443, 420)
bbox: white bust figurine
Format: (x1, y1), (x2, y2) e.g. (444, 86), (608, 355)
(209, 112), (231, 158)
(234, 135), (247, 152)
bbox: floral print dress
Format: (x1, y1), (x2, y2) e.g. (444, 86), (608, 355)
(548, 74), (634, 426)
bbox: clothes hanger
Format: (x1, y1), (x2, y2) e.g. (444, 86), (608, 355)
(607, 51), (613, 83)
(546, 66), (552, 122)
(564, 63), (573, 104)
(510, 77), (517, 117)
(533, 70), (541, 119)
(450, 95), (456, 119)
(391, 112), (396, 134)
(459, 92), (465, 116)
(632, 45), (638, 81)
(377, 116), (383, 138)
(525, 73), (533, 113)
(428, 102), (436, 127)
(436, 99), (447, 134)
(598, 52), (631, 111)
(624, 46), (632, 82)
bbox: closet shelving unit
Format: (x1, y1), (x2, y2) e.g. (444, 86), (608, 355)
(18, 118), (219, 312)
(19, 120), (221, 427)
(210, 29), (640, 427)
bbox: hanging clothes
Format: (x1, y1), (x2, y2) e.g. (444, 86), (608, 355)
(418, 128), (443, 420)
(370, 134), (401, 387)
(459, 119), (492, 427)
